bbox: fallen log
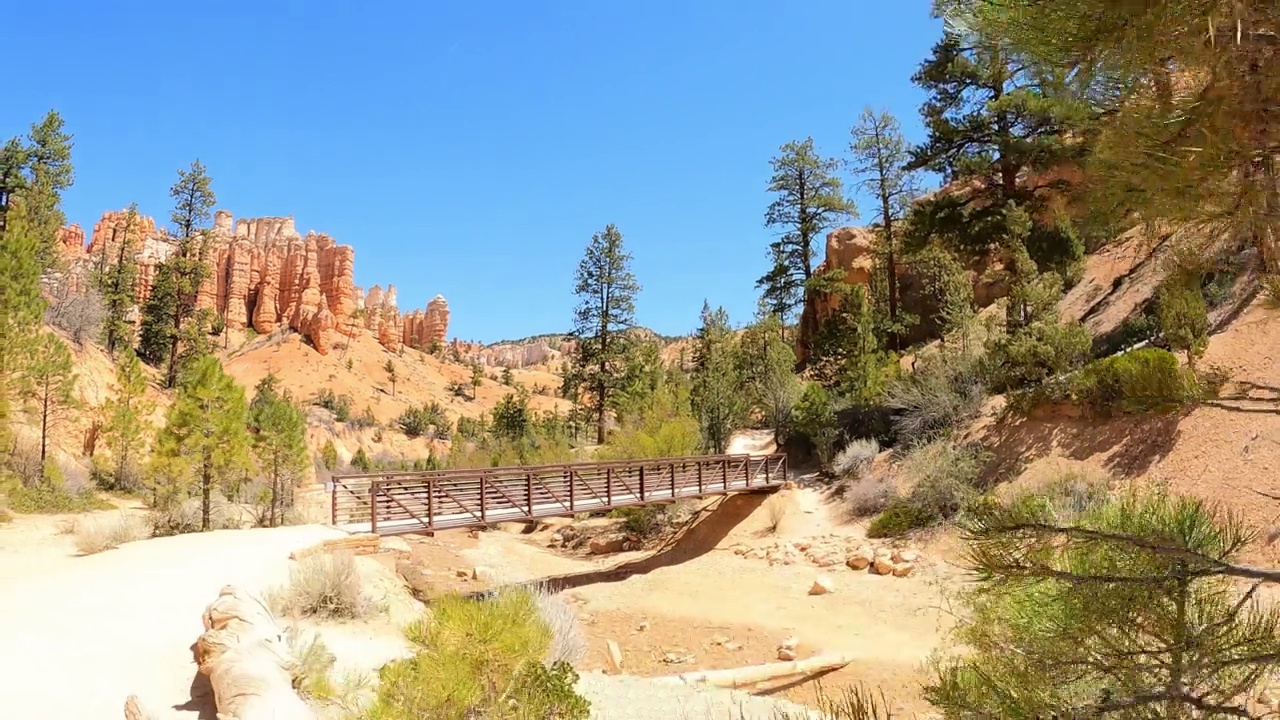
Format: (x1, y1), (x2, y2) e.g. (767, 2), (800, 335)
(195, 585), (317, 720)
(650, 653), (857, 690)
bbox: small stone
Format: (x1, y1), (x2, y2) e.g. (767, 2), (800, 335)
(733, 546), (749, 556)
(637, 621), (650, 632)
(873, 558), (895, 575)
(588, 534), (628, 555)
(780, 636), (800, 650)
(809, 575), (835, 595)
(605, 639), (623, 671)
(455, 568), (469, 578)
(723, 641), (743, 651)
(712, 636), (731, 646)
(892, 562), (915, 578)
(777, 647), (798, 661)
(846, 547), (874, 570)
(796, 541), (811, 552)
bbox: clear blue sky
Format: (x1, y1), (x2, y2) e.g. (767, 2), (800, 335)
(3, 1), (941, 344)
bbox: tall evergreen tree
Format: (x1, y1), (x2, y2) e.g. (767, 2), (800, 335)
(808, 285), (892, 403)
(738, 313), (801, 445)
(95, 204), (142, 356)
(756, 138), (856, 353)
(23, 111), (75, 271)
(690, 302), (745, 454)
(138, 161), (216, 387)
(0, 141), (43, 458)
(248, 374), (308, 527)
(24, 334), (77, 465)
(906, 9), (1089, 274)
(100, 348), (154, 492)
(153, 355), (250, 531)
(565, 224), (640, 445)
(849, 108), (921, 348)
(976, 0), (1280, 271)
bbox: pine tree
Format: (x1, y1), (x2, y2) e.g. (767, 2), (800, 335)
(690, 302), (745, 454)
(249, 374), (308, 527)
(23, 111), (74, 271)
(978, 0), (1280, 271)
(469, 362), (484, 400)
(849, 108), (921, 348)
(95, 204), (142, 356)
(738, 314), (801, 445)
(756, 138), (856, 352)
(808, 285), (892, 403)
(906, 10), (1088, 273)
(0, 141), (43, 458)
(138, 161), (216, 387)
(566, 224), (641, 445)
(24, 334), (77, 465)
(931, 484), (1280, 717)
(153, 355), (250, 531)
(99, 348), (154, 491)
(384, 359), (399, 397)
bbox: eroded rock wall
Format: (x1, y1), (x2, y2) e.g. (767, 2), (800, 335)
(63, 209), (449, 355)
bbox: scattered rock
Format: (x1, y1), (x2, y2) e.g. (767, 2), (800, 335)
(780, 636), (800, 651)
(777, 647), (798, 661)
(723, 641), (743, 651)
(637, 621), (650, 632)
(454, 568), (470, 578)
(379, 536), (413, 555)
(606, 639), (623, 671)
(846, 546), (874, 570)
(892, 563), (914, 578)
(873, 558), (895, 576)
(589, 534), (628, 555)
(809, 575), (835, 595)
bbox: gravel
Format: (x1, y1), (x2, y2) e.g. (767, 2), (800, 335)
(576, 671), (826, 720)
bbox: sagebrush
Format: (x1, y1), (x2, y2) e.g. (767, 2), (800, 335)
(270, 553), (371, 620)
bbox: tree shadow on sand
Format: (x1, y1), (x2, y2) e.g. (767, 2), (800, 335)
(978, 405), (1190, 484)
(454, 492), (773, 600)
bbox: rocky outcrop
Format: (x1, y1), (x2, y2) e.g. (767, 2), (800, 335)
(403, 295), (450, 350)
(452, 335), (576, 369)
(55, 223), (85, 258)
(62, 208), (449, 355)
(797, 226), (1012, 359)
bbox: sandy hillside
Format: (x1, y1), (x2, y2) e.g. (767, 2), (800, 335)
(972, 295), (1280, 564)
(221, 330), (572, 427)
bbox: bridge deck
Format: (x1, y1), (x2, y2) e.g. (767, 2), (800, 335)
(331, 453), (788, 536)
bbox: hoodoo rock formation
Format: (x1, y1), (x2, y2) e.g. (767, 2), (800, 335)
(65, 208), (450, 355)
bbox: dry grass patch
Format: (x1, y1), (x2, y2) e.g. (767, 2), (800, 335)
(763, 493), (788, 533)
(72, 512), (151, 555)
(530, 583), (587, 667)
(270, 552), (373, 620)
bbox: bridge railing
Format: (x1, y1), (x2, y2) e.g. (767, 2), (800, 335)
(331, 453), (787, 532)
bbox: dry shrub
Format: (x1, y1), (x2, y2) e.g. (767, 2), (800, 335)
(841, 471), (900, 519)
(149, 494), (240, 537)
(0, 508), (12, 524)
(885, 353), (986, 447)
(270, 553), (371, 620)
(868, 440), (988, 538)
(73, 512), (151, 555)
(829, 438), (880, 479)
(763, 493), (788, 533)
(767, 683), (897, 719)
(530, 583), (588, 667)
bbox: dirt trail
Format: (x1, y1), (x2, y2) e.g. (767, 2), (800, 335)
(0, 514), (347, 720)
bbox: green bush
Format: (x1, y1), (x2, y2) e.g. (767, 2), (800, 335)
(320, 440), (339, 471)
(984, 319), (1092, 392)
(1072, 347), (1199, 414)
(6, 475), (112, 515)
(611, 504), (679, 538)
(397, 402), (450, 439)
(868, 502), (937, 538)
(866, 440), (987, 537)
(351, 447), (372, 472)
(792, 382), (840, 465)
(313, 388), (353, 423)
(366, 588), (589, 720)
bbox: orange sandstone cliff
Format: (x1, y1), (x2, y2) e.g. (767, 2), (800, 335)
(70, 208), (449, 355)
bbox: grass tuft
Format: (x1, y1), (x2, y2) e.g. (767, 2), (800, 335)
(270, 553), (371, 620)
(72, 512), (151, 555)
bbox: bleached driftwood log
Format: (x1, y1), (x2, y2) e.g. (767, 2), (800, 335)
(194, 585), (316, 720)
(652, 653), (857, 690)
